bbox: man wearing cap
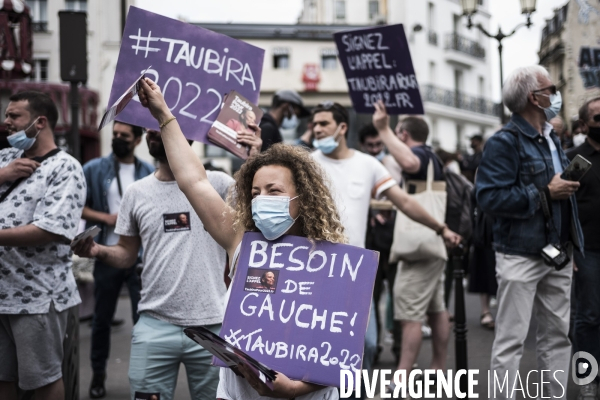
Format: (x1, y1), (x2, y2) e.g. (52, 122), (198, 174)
(259, 90), (310, 151)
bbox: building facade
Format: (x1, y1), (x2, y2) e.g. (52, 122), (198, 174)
(279, 0), (499, 150)
(539, 0), (600, 124)
(3, 0), (501, 165)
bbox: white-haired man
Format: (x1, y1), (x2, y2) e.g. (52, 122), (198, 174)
(476, 66), (583, 399)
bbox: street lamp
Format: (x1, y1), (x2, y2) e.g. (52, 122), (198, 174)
(461, 0), (537, 123)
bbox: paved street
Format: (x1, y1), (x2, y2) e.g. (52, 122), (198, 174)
(78, 285), (581, 399)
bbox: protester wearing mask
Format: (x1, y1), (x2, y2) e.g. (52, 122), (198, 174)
(566, 97), (600, 400)
(476, 66), (582, 399)
(135, 77), (341, 400)
(572, 118), (587, 148)
(81, 121), (154, 398)
(357, 123), (402, 364)
(73, 127), (239, 400)
(0, 91), (86, 400)
(312, 102), (461, 398)
(259, 89), (310, 152)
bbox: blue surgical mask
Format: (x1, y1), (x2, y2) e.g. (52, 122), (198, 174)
(374, 150), (386, 161)
(537, 91), (562, 121)
(281, 106), (299, 130)
(7, 117), (40, 150)
(252, 195), (299, 240)
(313, 126), (341, 154)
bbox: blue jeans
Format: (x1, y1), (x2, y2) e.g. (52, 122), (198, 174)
(129, 314), (221, 400)
(91, 260), (141, 374)
(574, 250), (600, 365)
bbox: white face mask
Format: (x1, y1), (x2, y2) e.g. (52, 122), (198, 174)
(573, 133), (586, 147)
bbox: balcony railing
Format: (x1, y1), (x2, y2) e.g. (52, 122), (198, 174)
(32, 22), (48, 32)
(428, 31), (438, 46)
(421, 84), (500, 117)
(445, 33), (485, 59)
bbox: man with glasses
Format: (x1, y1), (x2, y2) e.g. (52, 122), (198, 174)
(82, 122), (154, 398)
(476, 66), (582, 399)
(310, 102), (461, 393)
(567, 97), (600, 400)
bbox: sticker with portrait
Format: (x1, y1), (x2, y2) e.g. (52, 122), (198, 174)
(163, 212), (191, 233)
(244, 268), (280, 294)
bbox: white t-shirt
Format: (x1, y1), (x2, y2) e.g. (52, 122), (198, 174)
(106, 162), (135, 245)
(115, 171), (234, 326)
(312, 150), (396, 248)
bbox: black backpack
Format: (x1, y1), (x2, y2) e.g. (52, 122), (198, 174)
(444, 169), (474, 242)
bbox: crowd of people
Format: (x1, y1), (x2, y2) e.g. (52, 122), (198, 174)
(0, 62), (599, 400)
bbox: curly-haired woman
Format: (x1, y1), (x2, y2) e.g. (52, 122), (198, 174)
(138, 77), (343, 400)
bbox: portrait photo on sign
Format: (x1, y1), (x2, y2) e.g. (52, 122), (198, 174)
(208, 90), (263, 159)
(163, 212), (191, 232)
(244, 268), (280, 294)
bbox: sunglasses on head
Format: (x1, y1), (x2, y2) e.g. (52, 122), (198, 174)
(532, 85), (557, 95)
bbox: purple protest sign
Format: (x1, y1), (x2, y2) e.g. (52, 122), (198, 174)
(218, 232), (379, 387)
(334, 24), (424, 115)
(107, 7), (264, 143)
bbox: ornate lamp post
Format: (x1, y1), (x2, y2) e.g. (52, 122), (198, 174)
(460, 0), (537, 123)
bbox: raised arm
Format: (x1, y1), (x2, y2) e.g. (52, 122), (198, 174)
(372, 100), (420, 174)
(382, 185), (462, 248)
(137, 78), (240, 253)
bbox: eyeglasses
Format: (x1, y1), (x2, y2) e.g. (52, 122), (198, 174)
(364, 141), (383, 148)
(532, 85), (557, 95)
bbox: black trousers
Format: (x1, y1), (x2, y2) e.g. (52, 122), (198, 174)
(90, 260), (141, 374)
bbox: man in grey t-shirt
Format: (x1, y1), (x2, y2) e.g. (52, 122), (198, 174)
(73, 129), (233, 400)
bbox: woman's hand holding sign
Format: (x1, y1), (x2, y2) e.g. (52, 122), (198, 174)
(138, 78), (172, 125)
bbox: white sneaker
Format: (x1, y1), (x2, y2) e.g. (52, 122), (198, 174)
(577, 382), (598, 400)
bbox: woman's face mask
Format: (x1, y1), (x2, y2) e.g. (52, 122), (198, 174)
(251, 195), (299, 240)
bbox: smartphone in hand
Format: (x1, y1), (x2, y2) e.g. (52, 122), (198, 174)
(71, 225), (101, 247)
(561, 154), (592, 181)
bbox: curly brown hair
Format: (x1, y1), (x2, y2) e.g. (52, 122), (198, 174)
(227, 144), (346, 244)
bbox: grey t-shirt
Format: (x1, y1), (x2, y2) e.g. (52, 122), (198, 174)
(115, 171), (234, 326)
(0, 148), (85, 314)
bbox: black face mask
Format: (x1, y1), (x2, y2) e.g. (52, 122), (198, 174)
(112, 137), (132, 158)
(587, 126), (600, 143)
